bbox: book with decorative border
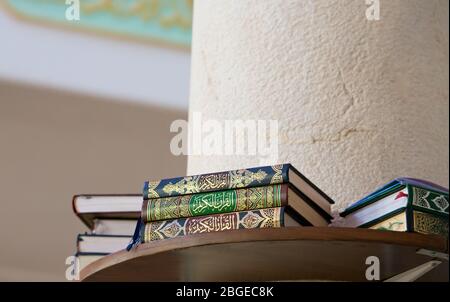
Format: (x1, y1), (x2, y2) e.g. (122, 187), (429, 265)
(141, 183), (331, 226)
(340, 178), (449, 236)
(141, 207), (295, 242)
(364, 209), (448, 237)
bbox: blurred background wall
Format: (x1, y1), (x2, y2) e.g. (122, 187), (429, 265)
(0, 2), (189, 281)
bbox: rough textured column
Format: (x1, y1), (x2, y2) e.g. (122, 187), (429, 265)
(187, 0), (449, 210)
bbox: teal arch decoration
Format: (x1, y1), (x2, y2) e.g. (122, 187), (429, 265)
(5, 0), (192, 49)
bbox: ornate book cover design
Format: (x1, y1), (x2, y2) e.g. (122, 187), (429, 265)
(369, 212), (408, 232)
(142, 207), (284, 242)
(143, 164), (289, 199)
(341, 177), (448, 216)
(413, 211), (448, 236)
(368, 211), (448, 237)
(410, 186), (449, 215)
(142, 184), (287, 222)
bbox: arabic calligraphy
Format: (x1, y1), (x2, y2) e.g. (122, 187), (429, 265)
(189, 190), (237, 215)
(186, 213), (237, 234)
(413, 211), (449, 236)
(145, 185), (284, 221)
(198, 173), (231, 191)
(143, 207), (284, 241)
(161, 169), (270, 197)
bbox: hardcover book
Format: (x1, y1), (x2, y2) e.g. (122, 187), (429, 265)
(72, 194), (142, 229)
(142, 183), (331, 226)
(76, 253), (105, 271)
(141, 207), (297, 242)
(340, 178), (449, 235)
(367, 209), (448, 237)
(143, 163), (334, 216)
(77, 234), (132, 254)
(92, 219), (138, 236)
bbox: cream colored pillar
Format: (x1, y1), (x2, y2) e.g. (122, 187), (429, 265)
(187, 0), (449, 209)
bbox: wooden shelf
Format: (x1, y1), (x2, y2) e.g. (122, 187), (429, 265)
(80, 227), (449, 282)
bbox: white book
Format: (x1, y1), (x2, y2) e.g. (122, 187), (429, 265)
(77, 234), (132, 254)
(93, 219), (138, 236)
(73, 194), (142, 229)
(340, 187), (409, 228)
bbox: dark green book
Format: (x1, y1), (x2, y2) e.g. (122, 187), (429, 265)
(142, 183), (331, 226)
(142, 207), (301, 242)
(340, 178), (448, 236)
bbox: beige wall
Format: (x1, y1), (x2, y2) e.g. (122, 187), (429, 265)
(0, 80), (187, 281)
(188, 0), (449, 210)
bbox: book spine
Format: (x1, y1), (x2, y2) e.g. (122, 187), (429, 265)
(412, 211), (449, 237)
(143, 164), (289, 199)
(142, 207), (284, 242)
(409, 185), (449, 216)
(142, 184), (287, 222)
(406, 186), (414, 232)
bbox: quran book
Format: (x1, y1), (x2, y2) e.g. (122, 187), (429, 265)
(142, 207), (295, 242)
(366, 209), (448, 237)
(143, 163), (334, 216)
(340, 178), (449, 231)
(72, 194), (142, 229)
(77, 234), (132, 254)
(142, 184), (330, 226)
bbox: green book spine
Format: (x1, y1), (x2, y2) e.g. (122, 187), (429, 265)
(142, 207), (284, 242)
(409, 185), (449, 216)
(142, 184), (287, 222)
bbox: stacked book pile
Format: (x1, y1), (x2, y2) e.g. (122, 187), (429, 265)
(339, 178), (449, 236)
(72, 194), (142, 270)
(131, 164), (335, 246)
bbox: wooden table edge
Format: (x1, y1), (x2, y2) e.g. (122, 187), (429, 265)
(80, 227), (449, 281)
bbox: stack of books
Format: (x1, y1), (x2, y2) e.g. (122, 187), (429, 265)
(130, 164), (335, 246)
(72, 194), (142, 270)
(339, 178), (449, 236)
